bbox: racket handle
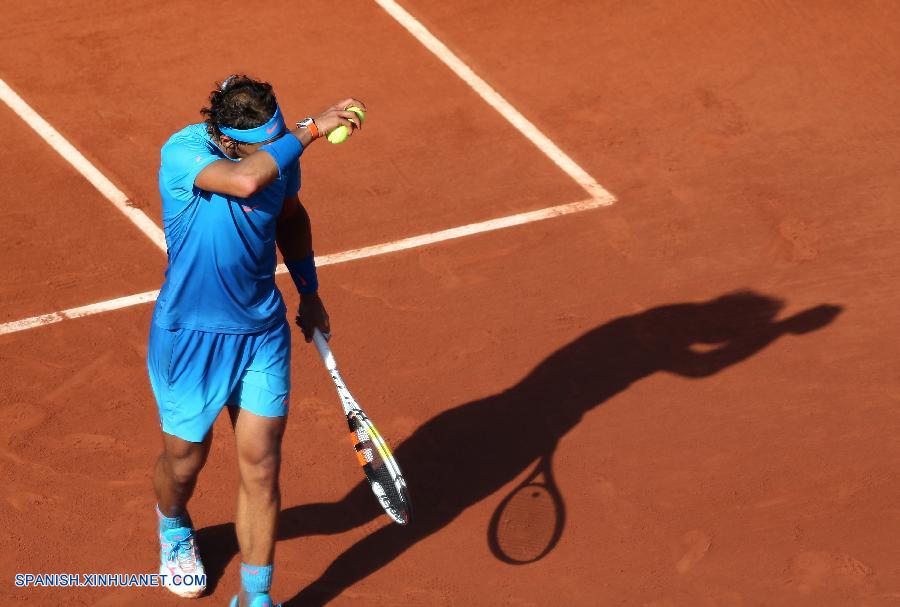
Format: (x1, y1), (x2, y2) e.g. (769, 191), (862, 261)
(312, 328), (337, 371)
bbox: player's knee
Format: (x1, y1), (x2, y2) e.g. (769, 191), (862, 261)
(171, 460), (203, 486)
(164, 450), (206, 486)
(239, 450), (281, 492)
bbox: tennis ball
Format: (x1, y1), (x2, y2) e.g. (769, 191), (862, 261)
(327, 106), (366, 144)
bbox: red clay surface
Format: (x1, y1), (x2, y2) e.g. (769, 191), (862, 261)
(0, 0), (585, 255)
(0, 103), (163, 321)
(2, 1), (900, 606)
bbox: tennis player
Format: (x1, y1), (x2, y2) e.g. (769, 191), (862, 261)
(147, 74), (364, 607)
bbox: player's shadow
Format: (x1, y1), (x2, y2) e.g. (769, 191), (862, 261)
(198, 291), (841, 605)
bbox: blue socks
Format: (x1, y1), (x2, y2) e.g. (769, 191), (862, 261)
(240, 563), (273, 602)
(156, 504), (191, 533)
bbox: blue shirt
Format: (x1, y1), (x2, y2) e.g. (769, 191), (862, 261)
(153, 123), (301, 333)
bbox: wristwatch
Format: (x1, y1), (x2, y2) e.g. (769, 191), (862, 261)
(296, 117), (319, 140)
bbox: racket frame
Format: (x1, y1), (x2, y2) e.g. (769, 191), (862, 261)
(312, 329), (410, 525)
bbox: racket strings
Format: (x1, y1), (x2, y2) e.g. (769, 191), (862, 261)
(350, 426), (376, 466)
(348, 412), (411, 525)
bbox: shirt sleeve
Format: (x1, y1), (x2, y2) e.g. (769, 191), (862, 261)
(159, 131), (221, 199)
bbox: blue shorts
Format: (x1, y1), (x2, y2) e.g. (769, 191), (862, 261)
(147, 319), (291, 442)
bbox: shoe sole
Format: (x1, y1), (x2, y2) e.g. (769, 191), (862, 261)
(159, 563), (206, 598)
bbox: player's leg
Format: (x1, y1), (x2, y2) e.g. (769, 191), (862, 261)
(153, 431), (212, 520)
(152, 431), (211, 598)
(231, 407), (287, 605)
(232, 408), (286, 563)
(148, 323), (248, 599)
(227, 319), (291, 607)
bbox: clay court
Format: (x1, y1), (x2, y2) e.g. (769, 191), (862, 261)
(2, 1), (899, 605)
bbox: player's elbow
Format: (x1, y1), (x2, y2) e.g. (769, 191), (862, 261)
(231, 174), (262, 198)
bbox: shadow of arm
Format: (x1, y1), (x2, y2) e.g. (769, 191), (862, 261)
(665, 305), (841, 378)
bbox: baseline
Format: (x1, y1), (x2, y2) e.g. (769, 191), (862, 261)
(0, 197), (607, 336)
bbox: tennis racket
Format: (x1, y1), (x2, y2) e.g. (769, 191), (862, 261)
(311, 329), (411, 525)
(488, 454), (565, 564)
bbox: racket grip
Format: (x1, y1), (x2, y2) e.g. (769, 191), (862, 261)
(312, 328), (337, 370)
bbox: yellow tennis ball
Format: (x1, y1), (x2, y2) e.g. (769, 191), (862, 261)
(327, 106), (366, 144)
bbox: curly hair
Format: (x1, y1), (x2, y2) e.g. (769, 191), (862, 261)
(201, 75), (278, 140)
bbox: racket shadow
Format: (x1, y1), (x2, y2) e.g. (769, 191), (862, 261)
(486, 453), (566, 565)
(204, 291), (842, 605)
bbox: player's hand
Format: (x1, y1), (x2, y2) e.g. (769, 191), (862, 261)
(313, 98), (367, 138)
(296, 293), (331, 343)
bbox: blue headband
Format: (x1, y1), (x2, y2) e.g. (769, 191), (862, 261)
(218, 105), (286, 143)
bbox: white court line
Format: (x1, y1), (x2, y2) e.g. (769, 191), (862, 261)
(0, 0), (614, 255)
(1, 0), (617, 337)
(0, 197), (606, 336)
(0, 289), (161, 336)
(0, 78), (167, 251)
(374, 0), (615, 204)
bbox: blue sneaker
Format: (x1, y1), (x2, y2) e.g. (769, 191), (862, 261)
(229, 594), (281, 607)
(159, 526), (206, 598)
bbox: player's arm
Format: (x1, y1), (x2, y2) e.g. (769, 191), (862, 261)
(194, 143), (305, 199)
(276, 194), (313, 261)
(277, 194), (331, 342)
(195, 98), (366, 198)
